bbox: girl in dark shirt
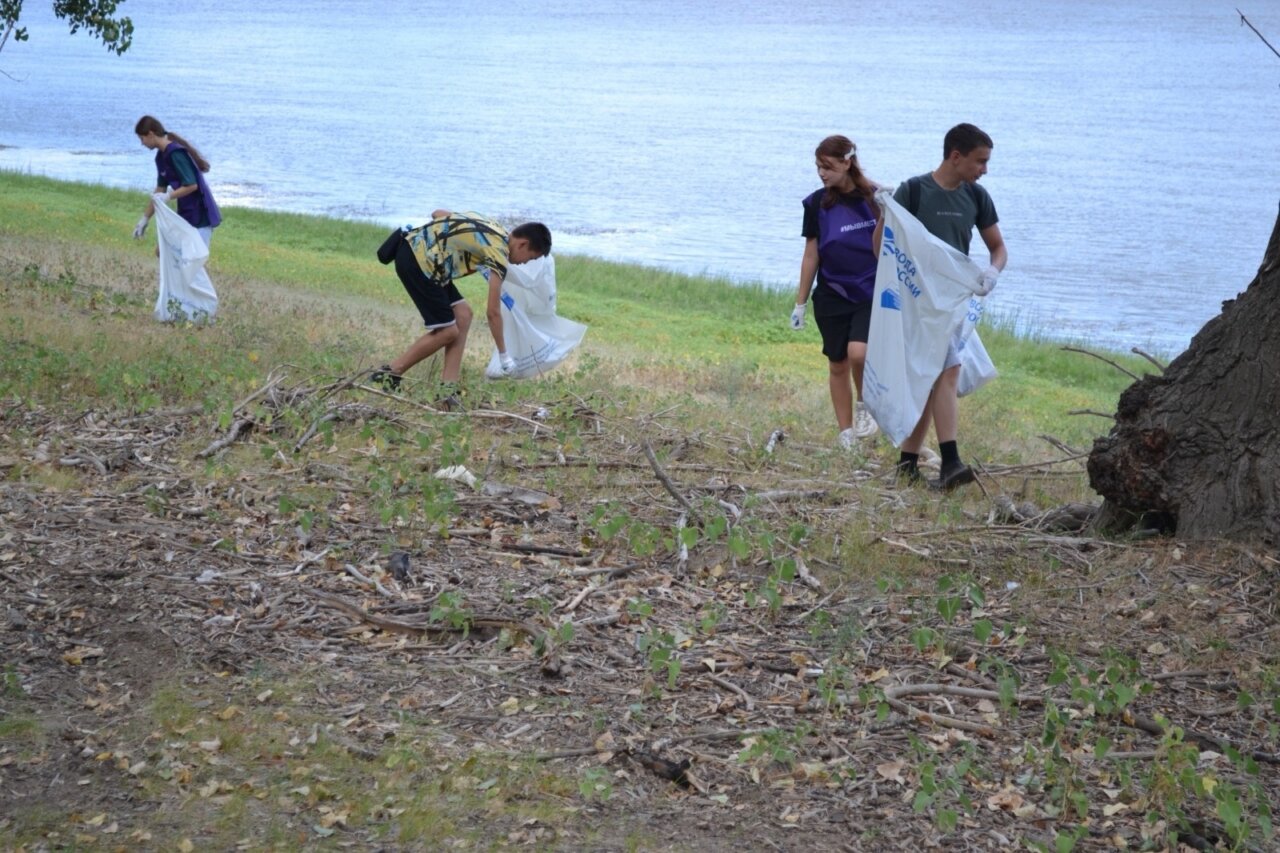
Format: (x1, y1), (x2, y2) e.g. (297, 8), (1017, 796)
(132, 115), (222, 247)
(790, 134), (883, 449)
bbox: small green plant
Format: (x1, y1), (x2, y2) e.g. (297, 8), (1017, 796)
(3, 664), (27, 699)
(429, 591), (472, 636)
(626, 598), (654, 621)
(638, 629), (680, 691)
(578, 767), (612, 802)
(736, 724), (811, 769)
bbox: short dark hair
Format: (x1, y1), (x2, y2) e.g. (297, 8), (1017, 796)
(943, 123), (994, 158)
(511, 222), (552, 255)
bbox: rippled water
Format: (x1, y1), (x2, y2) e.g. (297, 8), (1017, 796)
(2, 0), (1277, 354)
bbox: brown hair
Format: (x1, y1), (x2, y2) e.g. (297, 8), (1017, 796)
(134, 115), (211, 173)
(943, 123), (994, 159)
(815, 135), (875, 209)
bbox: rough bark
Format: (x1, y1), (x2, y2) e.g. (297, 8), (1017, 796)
(1088, 205), (1280, 543)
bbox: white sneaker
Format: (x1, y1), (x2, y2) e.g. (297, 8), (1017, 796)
(854, 402), (879, 439)
(837, 428), (857, 450)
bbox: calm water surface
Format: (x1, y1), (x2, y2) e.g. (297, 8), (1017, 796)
(2, 0), (1277, 355)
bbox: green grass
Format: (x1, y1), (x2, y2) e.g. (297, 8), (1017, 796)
(0, 169), (1150, 468)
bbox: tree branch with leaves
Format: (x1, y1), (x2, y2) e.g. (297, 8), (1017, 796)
(1, 0), (133, 56)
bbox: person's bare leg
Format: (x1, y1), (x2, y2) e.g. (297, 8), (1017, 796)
(901, 395), (935, 454)
(930, 365), (961, 443)
(440, 301), (472, 383)
(848, 341), (868, 399)
(828, 358), (853, 431)
(388, 324), (459, 375)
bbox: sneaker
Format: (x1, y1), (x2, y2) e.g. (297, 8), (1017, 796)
(837, 428), (856, 450)
(933, 461), (976, 492)
(369, 365), (402, 392)
(895, 460), (925, 487)
(854, 402), (879, 439)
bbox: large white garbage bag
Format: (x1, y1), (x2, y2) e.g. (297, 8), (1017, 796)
(484, 255), (587, 379)
(151, 195), (218, 323)
(862, 190), (995, 446)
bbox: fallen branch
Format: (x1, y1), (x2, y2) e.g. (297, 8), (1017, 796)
(309, 590), (548, 648)
(196, 417), (255, 459)
(1060, 345), (1140, 380)
(704, 673), (755, 711)
(642, 438), (699, 522)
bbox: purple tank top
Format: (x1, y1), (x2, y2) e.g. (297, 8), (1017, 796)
(156, 142), (222, 229)
(817, 198), (877, 303)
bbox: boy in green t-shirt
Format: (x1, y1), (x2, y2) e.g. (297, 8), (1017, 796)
(892, 123), (1008, 490)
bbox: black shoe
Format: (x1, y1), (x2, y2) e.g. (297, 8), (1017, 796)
(369, 365), (402, 392)
(933, 461), (975, 492)
(433, 384), (464, 411)
(895, 461), (925, 487)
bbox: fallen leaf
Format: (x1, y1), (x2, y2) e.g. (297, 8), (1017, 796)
(875, 760), (906, 784)
(986, 788), (1025, 811)
(196, 738), (222, 753)
(62, 647), (105, 666)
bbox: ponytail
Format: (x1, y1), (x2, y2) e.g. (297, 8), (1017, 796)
(134, 115), (211, 173)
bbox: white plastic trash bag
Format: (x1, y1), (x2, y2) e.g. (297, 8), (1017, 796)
(151, 194), (217, 323)
(956, 322), (997, 398)
(484, 255), (587, 379)
(862, 190), (995, 445)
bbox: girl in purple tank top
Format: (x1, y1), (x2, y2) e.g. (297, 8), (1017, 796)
(789, 135), (884, 450)
(132, 115), (222, 248)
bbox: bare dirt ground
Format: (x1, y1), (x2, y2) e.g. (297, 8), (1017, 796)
(2, 382), (1278, 851)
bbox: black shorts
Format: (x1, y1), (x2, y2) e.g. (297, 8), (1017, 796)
(812, 284), (872, 362)
(394, 238), (464, 329)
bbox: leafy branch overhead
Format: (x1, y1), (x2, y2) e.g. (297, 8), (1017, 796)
(0, 0), (133, 56)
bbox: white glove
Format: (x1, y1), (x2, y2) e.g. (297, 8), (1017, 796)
(789, 303), (807, 330)
(151, 192), (170, 207)
(132, 216), (149, 240)
(975, 265), (1000, 296)
(499, 352), (516, 375)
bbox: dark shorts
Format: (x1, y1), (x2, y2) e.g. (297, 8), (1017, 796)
(812, 284), (872, 362)
(394, 238), (464, 329)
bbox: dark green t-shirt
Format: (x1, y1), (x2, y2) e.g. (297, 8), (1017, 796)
(893, 173), (998, 255)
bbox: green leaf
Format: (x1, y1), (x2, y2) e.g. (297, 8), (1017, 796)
(936, 596), (962, 623)
(973, 619), (993, 643)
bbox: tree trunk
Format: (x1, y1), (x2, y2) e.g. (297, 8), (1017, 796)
(1088, 205), (1280, 543)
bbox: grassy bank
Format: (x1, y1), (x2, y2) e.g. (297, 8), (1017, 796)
(1, 170), (1142, 463)
(8, 173), (1273, 852)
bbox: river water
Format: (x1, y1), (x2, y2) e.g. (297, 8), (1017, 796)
(2, 0), (1277, 355)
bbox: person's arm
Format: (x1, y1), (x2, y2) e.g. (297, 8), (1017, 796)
(973, 222), (1007, 295)
(788, 238), (819, 330)
(487, 271), (507, 354)
(979, 223), (1007, 272)
(796, 238), (819, 305)
(166, 185), (200, 201)
(163, 149), (200, 201)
